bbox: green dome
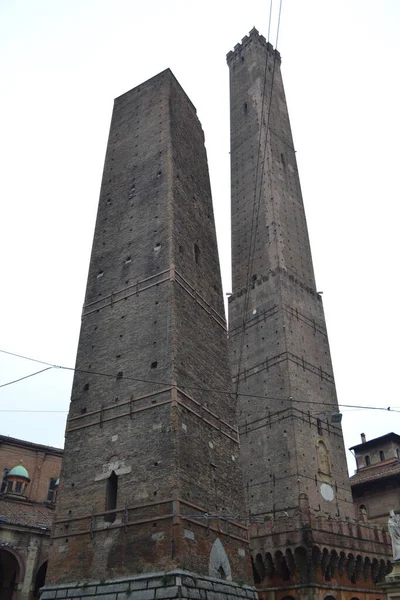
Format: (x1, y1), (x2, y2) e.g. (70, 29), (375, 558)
(7, 463), (30, 481)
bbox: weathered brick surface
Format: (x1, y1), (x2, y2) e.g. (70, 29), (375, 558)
(226, 26), (392, 598)
(227, 28), (354, 521)
(0, 436), (62, 503)
(46, 68), (252, 591)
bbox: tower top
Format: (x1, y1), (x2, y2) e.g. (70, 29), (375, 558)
(226, 27), (281, 64)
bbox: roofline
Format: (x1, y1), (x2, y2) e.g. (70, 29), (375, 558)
(350, 469), (400, 487)
(349, 432), (400, 451)
(0, 435), (63, 456)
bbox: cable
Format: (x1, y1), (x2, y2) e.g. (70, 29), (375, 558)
(0, 348), (398, 414)
(0, 367), (53, 389)
(0, 410), (67, 413)
(234, 0), (283, 403)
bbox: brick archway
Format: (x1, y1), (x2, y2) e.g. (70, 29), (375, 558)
(0, 547), (23, 600)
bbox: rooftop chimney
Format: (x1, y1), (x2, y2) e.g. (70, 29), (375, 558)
(361, 433), (366, 444)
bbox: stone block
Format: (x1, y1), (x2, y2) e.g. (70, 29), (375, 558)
(99, 584), (129, 595)
(155, 586), (179, 599)
(130, 591), (155, 600)
(196, 580), (213, 592)
(182, 577), (195, 589)
(67, 589), (82, 598)
(86, 594), (116, 600)
(186, 589), (201, 599)
(79, 587), (97, 596)
(204, 592), (225, 600)
(211, 584), (233, 595)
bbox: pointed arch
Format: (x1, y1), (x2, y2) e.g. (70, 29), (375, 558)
(209, 538), (232, 581)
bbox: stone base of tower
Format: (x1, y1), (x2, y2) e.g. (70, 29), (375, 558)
(378, 561), (400, 600)
(40, 570), (259, 600)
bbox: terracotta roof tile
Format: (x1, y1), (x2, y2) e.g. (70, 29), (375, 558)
(0, 498), (54, 530)
(350, 461), (400, 485)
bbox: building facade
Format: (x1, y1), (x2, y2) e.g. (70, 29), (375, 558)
(0, 436), (63, 600)
(42, 69), (256, 600)
(350, 434), (400, 525)
(227, 28), (392, 600)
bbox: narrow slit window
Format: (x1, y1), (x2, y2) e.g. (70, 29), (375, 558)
(380, 450), (385, 461)
(105, 471), (118, 523)
(194, 244), (200, 264)
(365, 455), (370, 466)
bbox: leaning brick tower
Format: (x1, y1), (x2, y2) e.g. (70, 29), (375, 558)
(42, 70), (256, 600)
(227, 28), (392, 600)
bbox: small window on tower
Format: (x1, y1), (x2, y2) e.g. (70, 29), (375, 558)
(380, 451), (385, 461)
(194, 244), (200, 264)
(105, 471), (118, 523)
(365, 455), (370, 466)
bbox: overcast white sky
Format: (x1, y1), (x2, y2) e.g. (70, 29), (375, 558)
(1, 0), (399, 473)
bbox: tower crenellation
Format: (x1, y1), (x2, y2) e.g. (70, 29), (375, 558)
(227, 27), (281, 66)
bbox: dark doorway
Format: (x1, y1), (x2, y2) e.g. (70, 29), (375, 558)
(33, 561), (47, 599)
(0, 549), (20, 600)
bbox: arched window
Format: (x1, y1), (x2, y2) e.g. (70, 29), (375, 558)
(359, 504), (368, 521)
(33, 561), (48, 599)
(380, 451), (385, 461)
(365, 455), (370, 466)
(0, 549), (21, 600)
(105, 471), (118, 523)
(317, 440), (331, 476)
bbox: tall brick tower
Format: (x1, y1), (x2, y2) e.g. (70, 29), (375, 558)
(227, 29), (392, 599)
(42, 70), (256, 600)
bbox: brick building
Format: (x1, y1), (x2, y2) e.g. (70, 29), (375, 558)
(227, 28), (393, 600)
(42, 70), (256, 600)
(0, 436), (63, 600)
(350, 434), (400, 525)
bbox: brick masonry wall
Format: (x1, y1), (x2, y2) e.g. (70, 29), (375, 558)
(47, 70), (252, 587)
(0, 439), (62, 503)
(227, 29), (354, 520)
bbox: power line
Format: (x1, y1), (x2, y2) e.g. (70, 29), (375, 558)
(234, 1), (283, 402)
(0, 348), (398, 415)
(0, 410), (67, 413)
(0, 367), (53, 389)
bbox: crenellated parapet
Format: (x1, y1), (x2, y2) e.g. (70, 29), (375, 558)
(248, 495), (392, 594)
(226, 27), (281, 65)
